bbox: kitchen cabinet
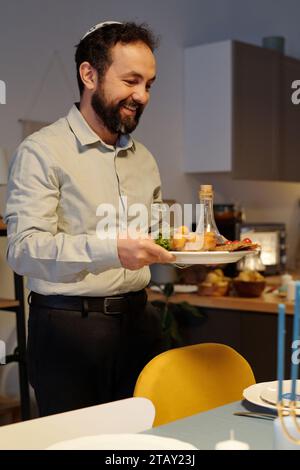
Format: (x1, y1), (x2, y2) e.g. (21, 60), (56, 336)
(184, 40), (300, 181)
(0, 221), (30, 420)
(232, 42), (280, 180)
(147, 289), (295, 383)
(280, 56), (300, 181)
(179, 306), (294, 383)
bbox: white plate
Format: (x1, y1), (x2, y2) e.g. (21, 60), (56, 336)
(260, 380), (300, 407)
(150, 284), (198, 293)
(243, 381), (300, 413)
(169, 250), (255, 265)
(46, 433), (197, 450)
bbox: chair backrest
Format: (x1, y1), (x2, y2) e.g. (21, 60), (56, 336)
(134, 343), (256, 427)
(0, 397), (155, 450)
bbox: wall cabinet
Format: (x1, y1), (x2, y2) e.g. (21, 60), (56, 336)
(184, 40), (300, 181)
(280, 56), (300, 181)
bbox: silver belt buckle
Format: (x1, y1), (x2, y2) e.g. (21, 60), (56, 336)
(103, 296), (124, 315)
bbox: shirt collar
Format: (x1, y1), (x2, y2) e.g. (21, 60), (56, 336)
(66, 103), (134, 151)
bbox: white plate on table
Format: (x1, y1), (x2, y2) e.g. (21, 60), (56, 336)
(260, 380), (300, 407)
(169, 250), (256, 265)
(243, 380), (300, 413)
(46, 433), (197, 450)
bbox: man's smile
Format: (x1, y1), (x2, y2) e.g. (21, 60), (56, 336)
(121, 103), (139, 116)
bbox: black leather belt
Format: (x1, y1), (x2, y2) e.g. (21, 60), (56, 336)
(29, 289), (147, 316)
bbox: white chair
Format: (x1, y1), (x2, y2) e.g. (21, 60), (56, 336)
(0, 397), (155, 450)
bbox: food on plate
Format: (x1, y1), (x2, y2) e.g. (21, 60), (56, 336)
(155, 227), (259, 253)
(154, 234), (171, 251)
(214, 238), (259, 252)
(183, 233), (203, 251)
(203, 232), (217, 250)
(198, 268), (230, 296)
(171, 232), (187, 250)
(175, 225), (189, 235)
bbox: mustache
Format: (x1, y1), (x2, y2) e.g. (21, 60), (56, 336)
(118, 99), (144, 113)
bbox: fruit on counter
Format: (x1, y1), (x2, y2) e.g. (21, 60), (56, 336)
(233, 270), (266, 297)
(235, 270), (265, 282)
(198, 268), (230, 296)
(205, 268), (230, 284)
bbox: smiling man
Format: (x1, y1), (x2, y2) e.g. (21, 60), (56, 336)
(79, 27), (156, 143)
(5, 21), (174, 416)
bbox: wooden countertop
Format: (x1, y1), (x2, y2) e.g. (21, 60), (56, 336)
(147, 289), (295, 315)
(0, 219), (6, 231)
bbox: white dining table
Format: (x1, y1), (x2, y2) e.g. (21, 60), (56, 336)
(0, 398), (276, 450)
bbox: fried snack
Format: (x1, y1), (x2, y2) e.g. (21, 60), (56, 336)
(171, 235), (186, 251)
(170, 228), (219, 252)
(214, 240), (259, 252)
(183, 233), (203, 251)
(203, 232), (217, 250)
(176, 225), (189, 235)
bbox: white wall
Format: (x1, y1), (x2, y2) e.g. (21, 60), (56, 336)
(0, 0), (300, 396)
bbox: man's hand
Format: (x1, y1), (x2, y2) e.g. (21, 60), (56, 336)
(117, 235), (175, 270)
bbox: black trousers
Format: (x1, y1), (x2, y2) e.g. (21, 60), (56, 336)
(27, 291), (166, 417)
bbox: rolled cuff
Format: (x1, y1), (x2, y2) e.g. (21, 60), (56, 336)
(88, 235), (122, 273)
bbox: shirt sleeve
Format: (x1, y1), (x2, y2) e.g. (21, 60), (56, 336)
(4, 140), (121, 283)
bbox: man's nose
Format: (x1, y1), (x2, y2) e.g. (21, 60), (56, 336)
(132, 86), (149, 105)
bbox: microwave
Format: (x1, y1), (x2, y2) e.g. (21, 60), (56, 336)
(192, 218), (286, 275)
(237, 222), (286, 275)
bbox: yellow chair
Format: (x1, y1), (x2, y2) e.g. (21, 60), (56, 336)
(134, 343), (255, 427)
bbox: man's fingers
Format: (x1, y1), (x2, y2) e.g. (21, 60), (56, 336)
(143, 240), (175, 262)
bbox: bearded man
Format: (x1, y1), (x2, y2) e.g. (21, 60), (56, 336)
(5, 21), (173, 417)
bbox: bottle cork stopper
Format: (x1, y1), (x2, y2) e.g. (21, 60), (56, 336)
(199, 184), (213, 198)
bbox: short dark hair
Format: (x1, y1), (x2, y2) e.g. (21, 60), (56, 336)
(75, 22), (159, 96)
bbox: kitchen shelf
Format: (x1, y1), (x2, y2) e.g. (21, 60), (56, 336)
(0, 220), (30, 420)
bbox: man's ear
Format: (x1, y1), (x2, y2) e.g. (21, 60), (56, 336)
(79, 62), (98, 92)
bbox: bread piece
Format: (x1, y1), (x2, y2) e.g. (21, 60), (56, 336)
(214, 241), (259, 252)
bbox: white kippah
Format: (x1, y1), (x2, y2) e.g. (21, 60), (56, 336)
(81, 21), (123, 40)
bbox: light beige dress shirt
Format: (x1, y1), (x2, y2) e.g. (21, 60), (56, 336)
(4, 104), (162, 296)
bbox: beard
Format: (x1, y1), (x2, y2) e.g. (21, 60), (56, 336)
(91, 87), (144, 135)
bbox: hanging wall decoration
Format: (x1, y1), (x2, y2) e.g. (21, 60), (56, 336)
(19, 50), (76, 140)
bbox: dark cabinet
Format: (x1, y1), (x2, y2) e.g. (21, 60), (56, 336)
(280, 56), (300, 181)
(232, 42), (281, 180)
(177, 306), (294, 383)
